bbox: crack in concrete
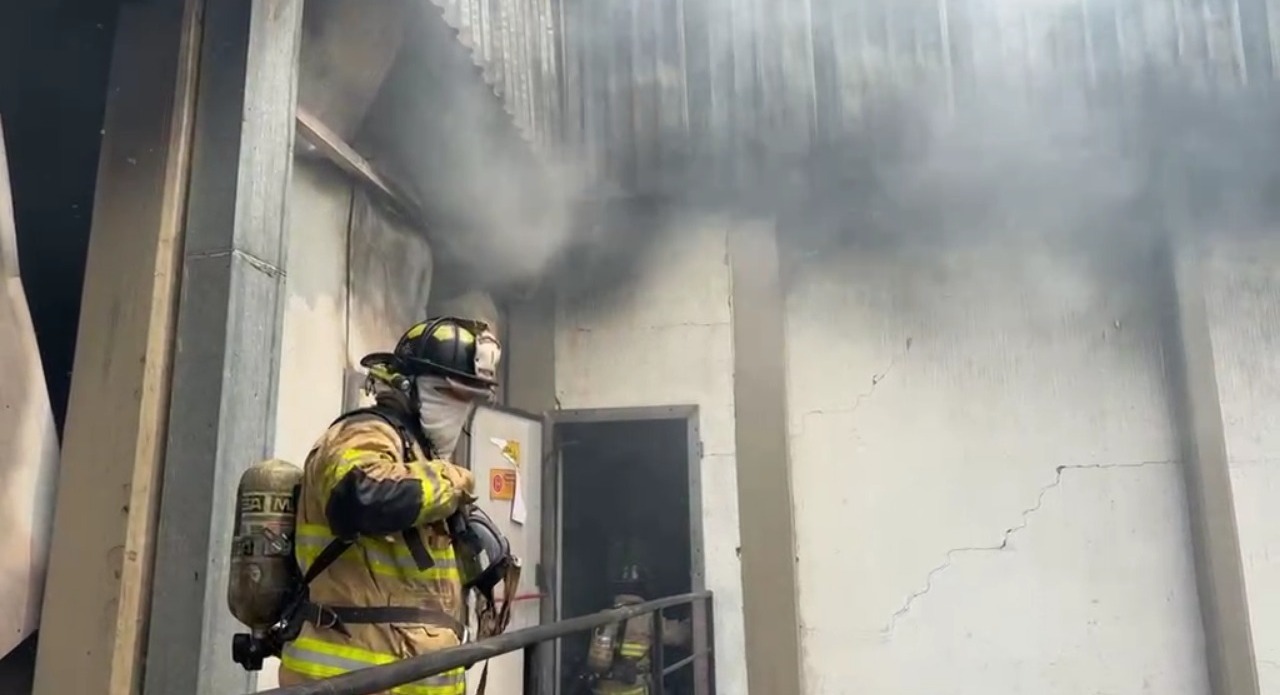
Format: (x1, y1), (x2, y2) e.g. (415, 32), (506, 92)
(791, 337), (913, 438)
(880, 459), (1176, 637)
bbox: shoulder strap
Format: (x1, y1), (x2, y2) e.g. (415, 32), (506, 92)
(331, 404), (435, 462)
(300, 536), (354, 586)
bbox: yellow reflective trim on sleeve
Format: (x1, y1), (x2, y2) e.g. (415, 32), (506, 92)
(409, 462), (453, 524)
(283, 636), (464, 695)
(323, 459), (360, 498)
(326, 454), (451, 528)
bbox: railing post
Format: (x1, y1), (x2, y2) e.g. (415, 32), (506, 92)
(692, 597), (712, 695)
(651, 609), (666, 695)
(523, 642), (540, 695)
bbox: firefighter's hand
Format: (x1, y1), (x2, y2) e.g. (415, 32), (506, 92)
(440, 463), (477, 503)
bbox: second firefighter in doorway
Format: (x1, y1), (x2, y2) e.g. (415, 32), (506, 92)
(578, 564), (692, 695)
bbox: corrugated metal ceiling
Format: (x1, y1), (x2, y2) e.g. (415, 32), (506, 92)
(555, 0), (1279, 194)
(427, 0), (562, 153)
(417, 0), (1280, 196)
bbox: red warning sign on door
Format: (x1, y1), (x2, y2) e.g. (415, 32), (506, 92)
(489, 468), (517, 501)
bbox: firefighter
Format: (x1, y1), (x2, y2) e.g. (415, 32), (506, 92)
(276, 316), (502, 695)
(581, 563), (693, 695)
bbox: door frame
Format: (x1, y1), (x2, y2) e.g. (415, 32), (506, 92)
(539, 405), (705, 694)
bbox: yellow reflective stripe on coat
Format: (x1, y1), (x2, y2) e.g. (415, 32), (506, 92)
(283, 637), (465, 695)
(295, 524), (459, 581)
(619, 641), (647, 658)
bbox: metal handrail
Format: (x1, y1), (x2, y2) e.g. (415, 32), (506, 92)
(254, 590), (715, 695)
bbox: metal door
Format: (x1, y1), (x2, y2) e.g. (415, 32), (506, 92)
(465, 405), (545, 695)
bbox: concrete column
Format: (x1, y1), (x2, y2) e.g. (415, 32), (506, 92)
(143, 1), (304, 694)
(31, 2), (201, 693)
(501, 287), (557, 694)
(727, 219), (804, 695)
(1161, 233), (1261, 695)
(503, 289), (557, 414)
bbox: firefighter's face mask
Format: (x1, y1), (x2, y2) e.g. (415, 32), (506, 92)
(415, 375), (478, 461)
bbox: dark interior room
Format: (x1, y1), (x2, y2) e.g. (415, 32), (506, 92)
(556, 416), (697, 694)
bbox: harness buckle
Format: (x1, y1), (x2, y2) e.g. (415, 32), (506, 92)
(311, 604), (351, 637)
(315, 605), (339, 630)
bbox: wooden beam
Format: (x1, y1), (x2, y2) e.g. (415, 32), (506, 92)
(31, 2), (200, 694)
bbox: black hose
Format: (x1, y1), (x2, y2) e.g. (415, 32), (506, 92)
(252, 591), (711, 695)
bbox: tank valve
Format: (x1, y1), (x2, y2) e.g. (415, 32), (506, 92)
(231, 632), (272, 672)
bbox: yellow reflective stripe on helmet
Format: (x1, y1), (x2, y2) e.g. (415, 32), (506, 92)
(295, 525), (460, 581)
(282, 637), (464, 695)
(404, 322), (429, 340)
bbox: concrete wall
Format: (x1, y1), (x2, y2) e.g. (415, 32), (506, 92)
(784, 239), (1208, 694)
(1204, 235), (1280, 695)
(0, 114), (59, 687)
(554, 214), (749, 695)
(0, 115), (59, 662)
(257, 159), (434, 689)
(272, 161), (352, 467)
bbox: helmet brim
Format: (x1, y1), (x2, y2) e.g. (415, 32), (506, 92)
(359, 352), (399, 370)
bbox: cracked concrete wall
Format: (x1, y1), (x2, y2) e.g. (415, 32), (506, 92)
(554, 213), (749, 694)
(785, 239), (1209, 694)
(1204, 234), (1280, 694)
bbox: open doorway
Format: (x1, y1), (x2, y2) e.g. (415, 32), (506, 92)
(548, 406), (703, 695)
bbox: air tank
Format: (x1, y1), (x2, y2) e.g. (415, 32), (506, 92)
(227, 458), (303, 631)
(586, 621), (620, 674)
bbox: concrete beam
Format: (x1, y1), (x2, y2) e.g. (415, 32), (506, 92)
(295, 108), (426, 226)
(143, 1), (304, 694)
(1161, 233), (1261, 695)
(727, 219), (804, 695)
(30, 2), (201, 693)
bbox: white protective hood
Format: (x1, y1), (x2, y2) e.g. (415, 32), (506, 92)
(0, 116), (61, 658)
